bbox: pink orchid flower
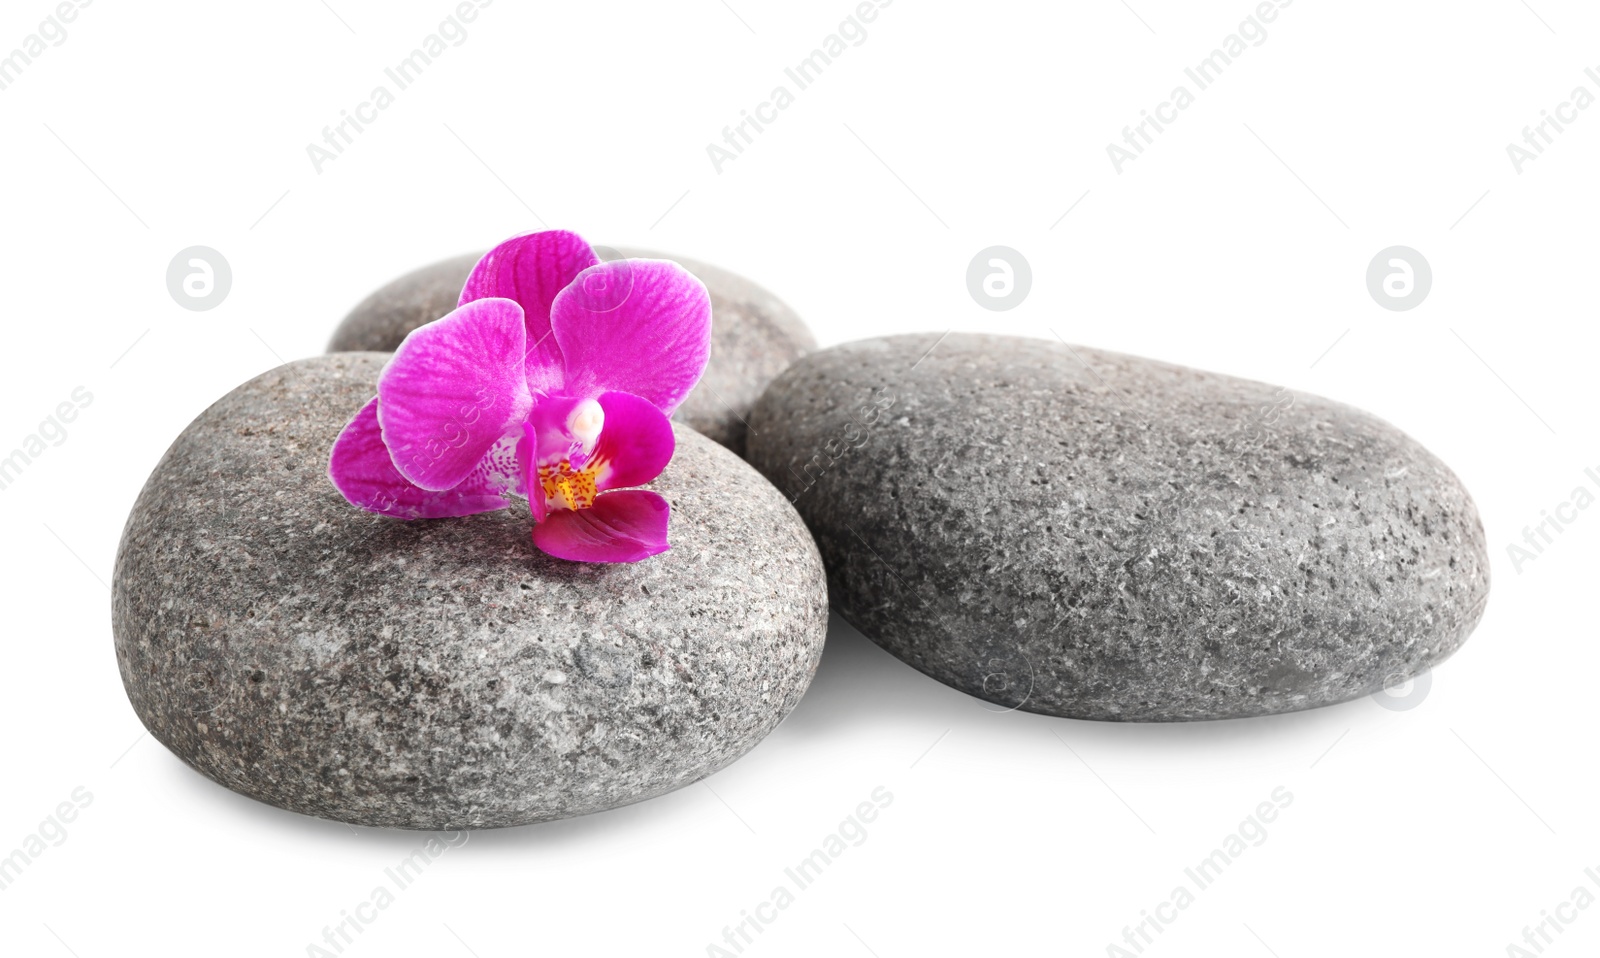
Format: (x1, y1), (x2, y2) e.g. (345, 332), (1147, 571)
(328, 230), (712, 563)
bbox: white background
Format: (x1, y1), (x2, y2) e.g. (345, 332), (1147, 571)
(1, 1), (1597, 955)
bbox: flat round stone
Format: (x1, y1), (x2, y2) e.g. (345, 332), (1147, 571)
(113, 354), (827, 828)
(327, 248), (814, 457)
(746, 333), (1490, 721)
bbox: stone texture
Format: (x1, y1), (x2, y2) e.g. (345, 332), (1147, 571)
(113, 354), (828, 829)
(746, 333), (1490, 722)
(327, 248), (815, 457)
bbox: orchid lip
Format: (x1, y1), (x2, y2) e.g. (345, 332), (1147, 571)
(539, 457), (602, 512)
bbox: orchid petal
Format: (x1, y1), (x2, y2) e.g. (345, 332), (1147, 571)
(329, 398), (513, 519)
(376, 297), (533, 491)
(518, 421), (546, 523)
(459, 230), (599, 395)
(550, 259), (712, 415)
(590, 391), (675, 492)
(532, 489), (671, 563)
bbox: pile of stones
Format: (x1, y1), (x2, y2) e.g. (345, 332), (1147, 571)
(112, 249), (1489, 829)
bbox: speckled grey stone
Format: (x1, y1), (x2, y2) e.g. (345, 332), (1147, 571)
(112, 354), (828, 828)
(745, 333), (1490, 722)
(327, 248), (815, 458)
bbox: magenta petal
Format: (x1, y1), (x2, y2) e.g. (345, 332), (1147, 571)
(459, 230), (600, 395)
(329, 398), (513, 519)
(550, 259), (712, 415)
(518, 420), (546, 523)
(376, 297), (533, 491)
(533, 489), (671, 563)
(591, 391), (675, 492)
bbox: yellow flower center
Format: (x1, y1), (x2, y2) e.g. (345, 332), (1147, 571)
(539, 459), (601, 511)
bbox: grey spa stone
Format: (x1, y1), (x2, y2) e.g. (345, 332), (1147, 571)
(745, 333), (1490, 722)
(327, 248), (815, 457)
(112, 354), (828, 829)
(326, 253), (483, 357)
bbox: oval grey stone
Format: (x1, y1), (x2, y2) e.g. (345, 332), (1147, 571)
(326, 249), (815, 458)
(745, 333), (1490, 722)
(113, 354), (828, 828)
